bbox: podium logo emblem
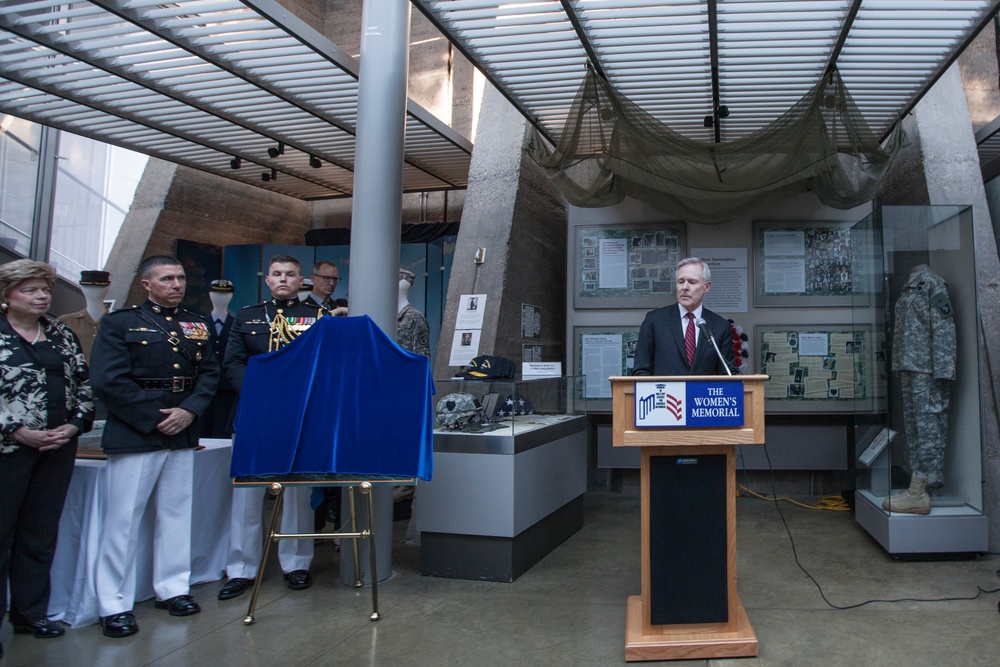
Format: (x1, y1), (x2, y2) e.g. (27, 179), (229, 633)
(637, 382), (686, 425)
(635, 381), (744, 428)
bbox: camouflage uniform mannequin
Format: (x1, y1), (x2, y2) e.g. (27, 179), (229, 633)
(396, 268), (429, 541)
(396, 268), (430, 357)
(883, 265), (956, 514)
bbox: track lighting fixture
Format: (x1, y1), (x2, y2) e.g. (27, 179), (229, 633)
(704, 105), (730, 129)
(267, 141), (285, 158)
(309, 154), (321, 169)
(230, 156), (241, 170)
(261, 168), (278, 182)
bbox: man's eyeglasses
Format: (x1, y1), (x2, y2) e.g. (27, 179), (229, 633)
(312, 274), (340, 283)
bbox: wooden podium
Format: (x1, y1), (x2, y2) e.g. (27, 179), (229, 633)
(611, 375), (766, 662)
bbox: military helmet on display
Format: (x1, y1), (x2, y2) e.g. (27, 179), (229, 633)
(435, 392), (485, 429)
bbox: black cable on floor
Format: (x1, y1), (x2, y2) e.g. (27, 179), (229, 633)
(755, 442), (1000, 610)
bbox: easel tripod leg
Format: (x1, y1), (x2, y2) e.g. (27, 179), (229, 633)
(348, 486), (362, 587)
(244, 482), (285, 626)
(361, 482), (380, 621)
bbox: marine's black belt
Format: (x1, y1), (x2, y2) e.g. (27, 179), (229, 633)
(136, 376), (195, 392)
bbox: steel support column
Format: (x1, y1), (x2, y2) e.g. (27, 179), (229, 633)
(341, 0), (412, 586)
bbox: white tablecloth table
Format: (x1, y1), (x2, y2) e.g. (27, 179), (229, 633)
(48, 439), (233, 627)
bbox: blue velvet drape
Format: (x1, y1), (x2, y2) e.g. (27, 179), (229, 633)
(230, 315), (434, 480)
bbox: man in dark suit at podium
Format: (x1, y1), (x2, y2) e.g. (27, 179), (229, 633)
(633, 257), (735, 376)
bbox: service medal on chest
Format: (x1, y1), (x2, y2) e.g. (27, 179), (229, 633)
(179, 321), (210, 340)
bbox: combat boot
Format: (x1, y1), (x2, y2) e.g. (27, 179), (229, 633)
(881, 475), (930, 515)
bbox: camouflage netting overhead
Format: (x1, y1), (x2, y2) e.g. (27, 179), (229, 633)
(523, 68), (907, 224)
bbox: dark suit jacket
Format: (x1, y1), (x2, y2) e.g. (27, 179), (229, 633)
(633, 305), (735, 376)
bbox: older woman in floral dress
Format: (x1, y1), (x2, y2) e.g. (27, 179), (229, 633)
(0, 259), (94, 655)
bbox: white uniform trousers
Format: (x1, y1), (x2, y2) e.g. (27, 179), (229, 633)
(96, 448), (194, 617)
(225, 484), (313, 579)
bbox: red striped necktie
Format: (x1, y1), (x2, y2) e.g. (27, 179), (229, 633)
(685, 312), (696, 366)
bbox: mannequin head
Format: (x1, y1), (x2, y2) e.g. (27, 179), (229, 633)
(298, 278), (314, 302)
(209, 279), (234, 317)
(209, 290), (233, 313)
(79, 270), (111, 322)
(398, 268), (415, 311)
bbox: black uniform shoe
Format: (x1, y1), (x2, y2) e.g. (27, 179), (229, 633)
(154, 594), (201, 616)
(100, 612), (139, 638)
(13, 618), (65, 638)
(284, 569), (312, 590)
(218, 577), (255, 600)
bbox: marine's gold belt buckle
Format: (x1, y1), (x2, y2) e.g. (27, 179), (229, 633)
(171, 377), (185, 393)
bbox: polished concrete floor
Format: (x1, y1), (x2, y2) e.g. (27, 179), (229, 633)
(3, 491), (999, 667)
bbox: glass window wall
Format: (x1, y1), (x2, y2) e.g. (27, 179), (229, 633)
(0, 114), (41, 257)
(49, 132), (147, 280)
(1, 113), (149, 282)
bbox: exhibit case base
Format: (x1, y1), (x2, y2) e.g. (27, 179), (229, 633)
(421, 494), (583, 582)
(855, 490), (988, 556)
(624, 594), (757, 662)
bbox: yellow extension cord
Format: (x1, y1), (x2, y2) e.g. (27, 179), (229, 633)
(738, 485), (852, 511)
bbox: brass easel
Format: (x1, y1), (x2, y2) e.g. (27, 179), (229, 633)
(232, 476), (413, 625)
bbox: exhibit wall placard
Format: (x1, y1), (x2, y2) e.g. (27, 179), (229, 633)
(757, 324), (882, 413)
(574, 326), (640, 408)
(753, 220), (869, 307)
(574, 223), (686, 309)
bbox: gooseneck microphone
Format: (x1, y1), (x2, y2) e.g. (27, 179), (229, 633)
(696, 317), (734, 376)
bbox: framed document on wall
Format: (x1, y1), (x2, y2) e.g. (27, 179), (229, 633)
(573, 326), (640, 409)
(757, 324), (883, 414)
(753, 220), (868, 307)
(574, 223), (686, 309)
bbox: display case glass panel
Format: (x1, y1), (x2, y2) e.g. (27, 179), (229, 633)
(852, 205), (986, 553)
(433, 376), (586, 438)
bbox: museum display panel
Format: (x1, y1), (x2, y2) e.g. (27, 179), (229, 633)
(852, 205), (988, 555)
(418, 376), (588, 581)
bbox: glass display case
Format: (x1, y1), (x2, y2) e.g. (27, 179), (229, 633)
(852, 205), (988, 554)
(419, 375), (588, 581)
(431, 375), (587, 442)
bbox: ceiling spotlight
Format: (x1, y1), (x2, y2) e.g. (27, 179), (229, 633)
(267, 141), (285, 158)
(703, 115), (715, 128)
(716, 105), (730, 119)
(261, 171), (270, 182)
(230, 156), (241, 170)
(261, 168), (278, 182)
(309, 154), (321, 169)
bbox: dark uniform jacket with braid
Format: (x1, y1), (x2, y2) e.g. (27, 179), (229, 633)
(223, 297), (330, 393)
(90, 299), (219, 454)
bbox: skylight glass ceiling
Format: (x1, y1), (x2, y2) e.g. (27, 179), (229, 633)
(0, 0), (472, 200)
(413, 0), (999, 143)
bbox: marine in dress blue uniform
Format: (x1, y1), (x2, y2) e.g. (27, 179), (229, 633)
(218, 254), (331, 600)
(90, 257), (219, 638)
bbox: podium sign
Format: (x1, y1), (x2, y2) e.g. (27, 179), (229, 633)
(612, 375), (766, 662)
(635, 381), (744, 428)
